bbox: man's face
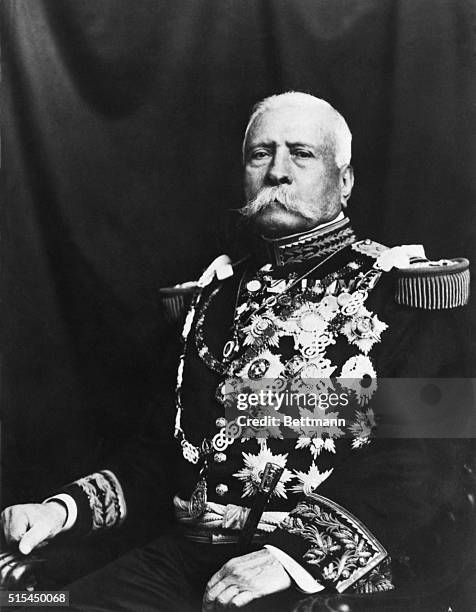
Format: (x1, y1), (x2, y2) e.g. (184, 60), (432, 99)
(242, 105), (344, 238)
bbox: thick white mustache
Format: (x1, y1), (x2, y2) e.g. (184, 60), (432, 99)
(238, 186), (315, 220)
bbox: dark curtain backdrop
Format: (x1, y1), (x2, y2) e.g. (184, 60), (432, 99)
(1, 0), (475, 505)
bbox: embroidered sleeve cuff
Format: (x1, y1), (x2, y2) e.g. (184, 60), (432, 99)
(267, 493), (393, 594)
(43, 493), (78, 531)
(264, 545), (324, 594)
(59, 470), (127, 534)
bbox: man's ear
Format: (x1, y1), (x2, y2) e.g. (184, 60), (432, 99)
(339, 165), (354, 208)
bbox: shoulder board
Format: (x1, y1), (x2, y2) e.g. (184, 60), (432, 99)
(159, 254), (244, 322)
(351, 239), (389, 258)
(395, 257), (470, 309)
(158, 281), (198, 323)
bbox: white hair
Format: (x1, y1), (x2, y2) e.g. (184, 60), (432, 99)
(242, 91), (352, 168)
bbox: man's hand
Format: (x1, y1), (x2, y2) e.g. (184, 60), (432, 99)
(202, 548), (291, 610)
(1, 503), (67, 555)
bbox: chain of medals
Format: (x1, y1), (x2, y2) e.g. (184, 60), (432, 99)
(173, 268), (244, 517)
(174, 270), (246, 468)
(174, 249), (382, 517)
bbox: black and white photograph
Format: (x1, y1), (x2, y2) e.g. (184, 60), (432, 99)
(1, 1), (475, 610)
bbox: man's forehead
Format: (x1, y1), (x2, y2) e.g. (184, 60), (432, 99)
(246, 104), (329, 146)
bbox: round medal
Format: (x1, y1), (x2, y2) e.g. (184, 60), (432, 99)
(299, 311), (324, 332)
(292, 295), (304, 308)
(277, 294), (292, 306)
(248, 358), (270, 379)
(246, 280), (262, 293)
(337, 292), (352, 306)
(301, 362), (320, 378)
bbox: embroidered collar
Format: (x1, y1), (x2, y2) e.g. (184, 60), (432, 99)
(254, 216), (356, 267)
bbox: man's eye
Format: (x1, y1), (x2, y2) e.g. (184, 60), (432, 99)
(293, 150), (313, 159)
(250, 150), (270, 160)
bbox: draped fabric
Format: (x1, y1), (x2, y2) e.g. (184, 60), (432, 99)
(1, 0), (475, 503)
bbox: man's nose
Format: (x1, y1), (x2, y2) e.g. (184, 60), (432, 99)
(266, 151), (292, 185)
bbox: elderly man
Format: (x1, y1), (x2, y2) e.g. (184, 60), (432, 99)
(1, 92), (473, 611)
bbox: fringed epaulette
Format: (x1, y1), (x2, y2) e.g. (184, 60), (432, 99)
(353, 241), (470, 310)
(395, 257), (470, 309)
(159, 281), (198, 323)
(159, 255), (236, 323)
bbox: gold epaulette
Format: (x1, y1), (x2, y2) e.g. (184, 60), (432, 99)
(159, 281), (198, 322)
(395, 258), (470, 309)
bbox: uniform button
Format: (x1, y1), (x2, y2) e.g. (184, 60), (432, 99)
(215, 417), (226, 428)
(215, 417), (227, 428)
(216, 484), (228, 496)
(214, 452), (227, 463)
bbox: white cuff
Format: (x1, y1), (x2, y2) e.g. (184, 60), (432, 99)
(264, 545), (324, 594)
(43, 493), (78, 531)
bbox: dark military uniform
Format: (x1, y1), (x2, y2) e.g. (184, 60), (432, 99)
(35, 217), (474, 611)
